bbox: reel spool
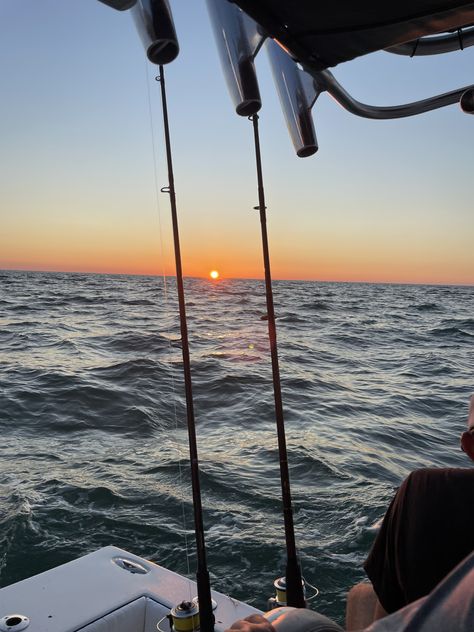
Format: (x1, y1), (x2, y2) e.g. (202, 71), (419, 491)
(267, 577), (306, 610)
(168, 597), (217, 632)
(169, 600), (199, 632)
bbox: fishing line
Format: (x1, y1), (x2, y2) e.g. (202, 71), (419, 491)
(145, 59), (168, 294)
(299, 554), (320, 602)
(304, 579), (320, 601)
(249, 113), (305, 608)
(144, 60), (192, 584)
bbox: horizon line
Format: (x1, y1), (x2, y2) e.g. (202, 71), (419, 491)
(1, 267), (472, 288)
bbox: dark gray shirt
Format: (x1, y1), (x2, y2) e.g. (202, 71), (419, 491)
(366, 551), (474, 631)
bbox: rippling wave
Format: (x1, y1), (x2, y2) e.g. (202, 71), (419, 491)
(0, 271), (472, 622)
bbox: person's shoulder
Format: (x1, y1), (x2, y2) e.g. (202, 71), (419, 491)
(405, 467), (474, 488)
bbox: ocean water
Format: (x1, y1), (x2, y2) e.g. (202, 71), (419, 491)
(0, 270), (472, 623)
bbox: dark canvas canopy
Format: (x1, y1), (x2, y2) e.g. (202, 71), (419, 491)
(232, 1), (474, 69)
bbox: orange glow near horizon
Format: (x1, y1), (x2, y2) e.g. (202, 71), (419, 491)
(1, 258), (472, 285)
(1, 214), (472, 286)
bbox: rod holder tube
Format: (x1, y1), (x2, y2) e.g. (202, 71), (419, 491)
(132, 0), (179, 65)
(460, 88), (474, 113)
(266, 39), (319, 157)
(98, 0), (137, 10)
(206, 0), (263, 116)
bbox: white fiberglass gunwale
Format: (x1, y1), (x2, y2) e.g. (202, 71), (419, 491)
(0, 546), (260, 632)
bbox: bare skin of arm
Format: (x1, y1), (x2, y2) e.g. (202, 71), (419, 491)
(345, 582), (387, 630)
(461, 394), (474, 461)
(225, 615), (275, 632)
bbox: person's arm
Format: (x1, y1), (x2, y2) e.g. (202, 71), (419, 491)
(346, 582), (387, 630)
(460, 394), (474, 461)
(226, 615), (275, 632)
(225, 610), (344, 632)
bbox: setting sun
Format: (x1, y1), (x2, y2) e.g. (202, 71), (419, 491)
(209, 270), (219, 280)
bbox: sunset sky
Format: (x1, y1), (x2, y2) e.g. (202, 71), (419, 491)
(0, 1), (473, 284)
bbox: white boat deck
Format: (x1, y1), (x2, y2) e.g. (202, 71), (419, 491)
(0, 546), (260, 632)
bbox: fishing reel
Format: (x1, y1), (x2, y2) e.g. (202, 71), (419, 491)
(169, 600), (199, 632)
(265, 577), (333, 632)
(164, 597), (217, 632)
(268, 577), (305, 610)
(267, 577), (319, 610)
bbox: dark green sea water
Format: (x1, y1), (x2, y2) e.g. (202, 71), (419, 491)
(0, 271), (472, 624)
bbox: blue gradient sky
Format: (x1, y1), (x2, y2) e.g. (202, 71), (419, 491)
(0, 0), (473, 283)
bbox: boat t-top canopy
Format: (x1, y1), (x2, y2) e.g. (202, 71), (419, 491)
(231, 0), (474, 70)
(101, 0), (474, 154)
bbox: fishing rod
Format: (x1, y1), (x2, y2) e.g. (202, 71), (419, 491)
(157, 63), (214, 632)
(250, 113), (306, 609)
(128, 2), (215, 627)
(204, 1), (308, 606)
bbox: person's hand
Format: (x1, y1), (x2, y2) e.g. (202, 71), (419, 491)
(225, 614), (275, 632)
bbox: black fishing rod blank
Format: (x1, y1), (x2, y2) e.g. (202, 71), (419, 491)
(250, 114), (306, 609)
(158, 64), (214, 632)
